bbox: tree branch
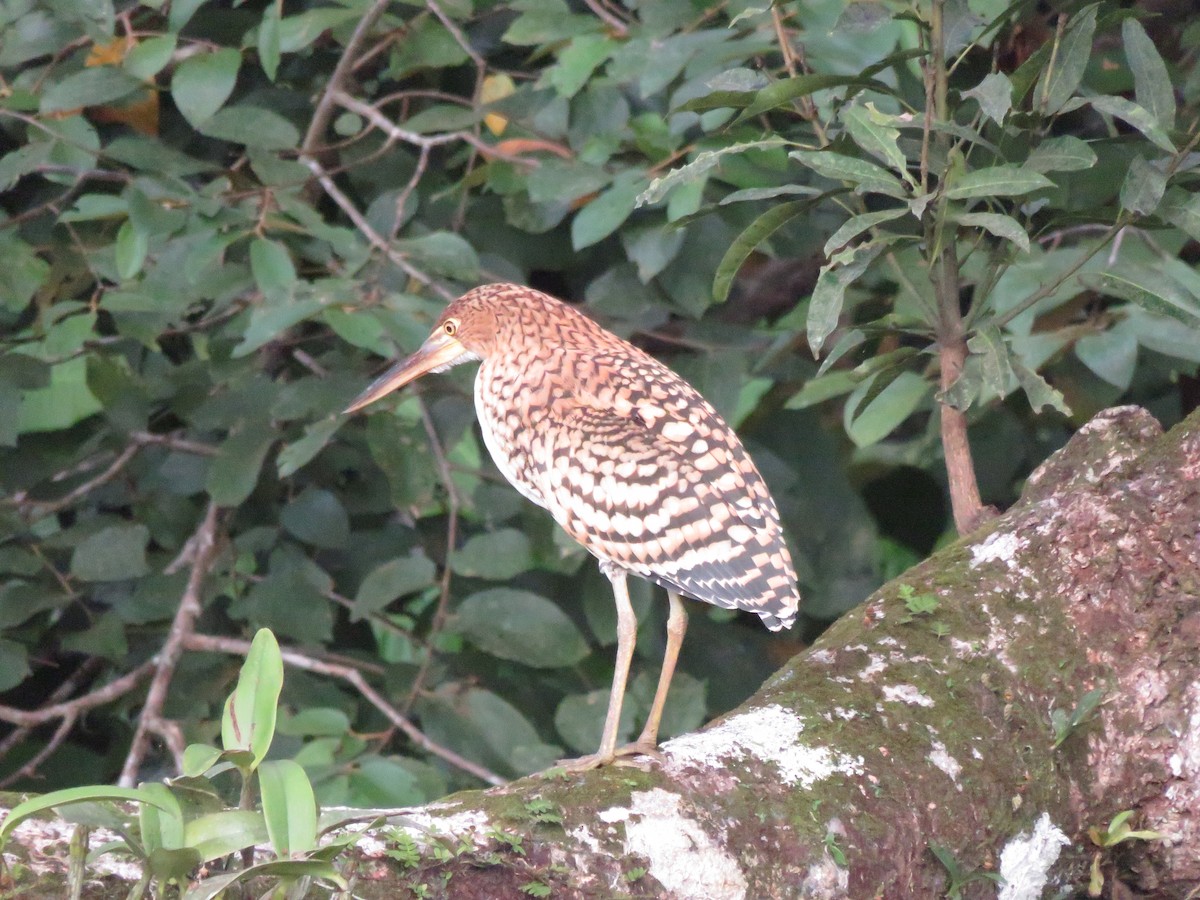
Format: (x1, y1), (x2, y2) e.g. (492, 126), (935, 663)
(180, 632), (504, 787)
(118, 501), (222, 787)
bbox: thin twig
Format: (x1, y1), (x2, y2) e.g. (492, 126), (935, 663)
(0, 714), (77, 788)
(298, 155), (455, 301)
(0, 659), (156, 727)
(181, 632), (504, 786)
(581, 0), (628, 35)
(401, 401), (461, 715)
(0, 657), (103, 769)
(119, 502), (222, 786)
(301, 0), (394, 156)
(14, 444), (139, 518)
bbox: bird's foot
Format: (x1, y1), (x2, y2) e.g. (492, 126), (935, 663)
(553, 740), (662, 775)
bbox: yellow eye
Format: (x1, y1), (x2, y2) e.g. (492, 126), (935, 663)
(443, 320), (458, 336)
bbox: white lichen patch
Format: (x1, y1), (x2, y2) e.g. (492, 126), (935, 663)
(568, 824), (602, 853)
(618, 788), (747, 900)
(395, 807), (490, 848)
(664, 704), (864, 788)
(2, 818), (141, 881)
(882, 684), (934, 707)
(858, 656), (889, 679)
(970, 531), (1023, 569)
(998, 813), (1070, 900)
(928, 739), (962, 784)
(808, 648), (837, 665)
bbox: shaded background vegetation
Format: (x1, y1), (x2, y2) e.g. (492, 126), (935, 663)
(1, 0), (1198, 803)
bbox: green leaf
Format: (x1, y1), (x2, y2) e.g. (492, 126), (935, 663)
(1159, 190), (1200, 243)
(0, 640), (30, 693)
(40, 67), (144, 113)
(945, 165), (1053, 201)
(1086, 95), (1176, 154)
(221, 628), (284, 769)
(259, 760), (317, 856)
(1012, 359), (1070, 415)
(953, 212), (1030, 253)
(184, 860), (343, 900)
(114, 219), (149, 280)
(1076, 324), (1137, 390)
(232, 296), (325, 358)
(571, 174), (642, 250)
(714, 198), (818, 303)
(206, 423), (274, 506)
(172, 48), (242, 127)
(790, 149), (906, 198)
(450, 530), (533, 580)
(824, 208), (907, 256)
(198, 106), (300, 150)
(636, 140), (786, 207)
(966, 325), (1015, 397)
(962, 72), (1012, 124)
(258, 3), (281, 81)
(1036, 5), (1095, 115)
(842, 106), (910, 179)
(1, 786), (173, 844)
(353, 555), (437, 620)
(138, 783), (185, 854)
(734, 73), (892, 121)
(457, 588), (589, 669)
(1122, 19), (1174, 131)
(182, 743), (223, 777)
(277, 418), (341, 478)
(1081, 267), (1200, 329)
(70, 524), (149, 582)
(844, 371), (930, 447)
(1119, 156), (1166, 216)
(250, 238), (297, 298)
(183, 810), (269, 863)
(394, 231), (479, 281)
(280, 488), (349, 549)
(808, 244), (883, 355)
(124, 35), (178, 80)
(1025, 136), (1096, 174)
(545, 34), (614, 98)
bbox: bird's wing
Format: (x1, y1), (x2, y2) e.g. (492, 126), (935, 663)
(540, 373), (797, 629)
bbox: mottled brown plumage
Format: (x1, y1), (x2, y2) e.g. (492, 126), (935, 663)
(347, 283), (799, 770)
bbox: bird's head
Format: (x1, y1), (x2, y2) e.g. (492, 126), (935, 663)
(344, 284), (527, 413)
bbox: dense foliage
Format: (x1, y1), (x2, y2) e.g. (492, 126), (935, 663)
(1, 0), (1197, 802)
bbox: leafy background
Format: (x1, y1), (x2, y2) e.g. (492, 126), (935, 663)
(1, 0), (1198, 802)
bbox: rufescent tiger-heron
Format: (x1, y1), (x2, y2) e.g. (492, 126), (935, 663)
(345, 283), (799, 771)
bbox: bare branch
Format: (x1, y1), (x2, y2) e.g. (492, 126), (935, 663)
(298, 155), (455, 301)
(0, 659), (155, 727)
(0, 714), (77, 789)
(301, 0), (393, 156)
(181, 632), (505, 787)
(119, 501), (222, 786)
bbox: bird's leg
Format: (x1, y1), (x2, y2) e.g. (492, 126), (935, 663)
(620, 590), (688, 757)
(556, 569), (638, 773)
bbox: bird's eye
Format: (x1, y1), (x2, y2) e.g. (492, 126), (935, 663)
(443, 320), (458, 336)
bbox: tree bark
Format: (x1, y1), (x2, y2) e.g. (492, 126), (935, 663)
(3, 406), (1198, 899)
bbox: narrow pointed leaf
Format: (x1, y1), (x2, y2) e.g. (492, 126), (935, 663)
(842, 106), (910, 179)
(259, 760), (318, 856)
(953, 212), (1030, 252)
(1036, 5), (1096, 114)
(714, 198), (818, 302)
(1087, 96), (1176, 154)
(790, 150), (906, 198)
(1122, 19), (1174, 130)
(808, 243), (883, 355)
(1025, 136), (1096, 173)
(1081, 268), (1200, 328)
(945, 165), (1053, 200)
(220, 628), (284, 769)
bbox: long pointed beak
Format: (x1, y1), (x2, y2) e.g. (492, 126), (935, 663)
(344, 331), (469, 414)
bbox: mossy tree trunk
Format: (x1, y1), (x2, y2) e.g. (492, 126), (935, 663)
(3, 406), (1198, 899)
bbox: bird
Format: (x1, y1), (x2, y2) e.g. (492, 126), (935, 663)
(345, 283), (799, 771)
